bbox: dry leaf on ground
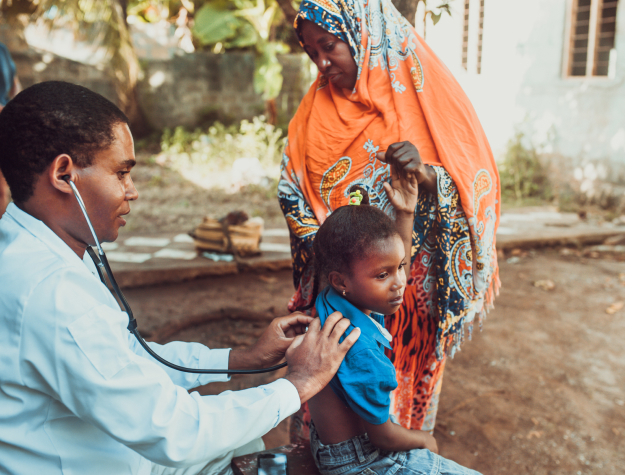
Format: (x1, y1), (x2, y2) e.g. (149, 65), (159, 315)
(606, 301), (625, 314)
(526, 430), (543, 439)
(534, 280), (555, 291)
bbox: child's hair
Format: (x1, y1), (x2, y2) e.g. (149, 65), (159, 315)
(298, 186), (399, 311)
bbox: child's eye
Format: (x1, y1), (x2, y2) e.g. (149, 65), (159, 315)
(118, 171), (129, 180)
(377, 272), (388, 279)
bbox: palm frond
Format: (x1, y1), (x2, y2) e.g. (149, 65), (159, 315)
(6, 0), (139, 114)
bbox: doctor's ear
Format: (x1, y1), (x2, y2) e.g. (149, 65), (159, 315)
(49, 154), (78, 193)
(328, 271), (348, 294)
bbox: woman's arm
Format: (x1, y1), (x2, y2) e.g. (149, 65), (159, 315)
(363, 418), (438, 453)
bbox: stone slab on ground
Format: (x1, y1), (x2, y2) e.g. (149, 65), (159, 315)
(110, 206), (625, 288)
(496, 206), (622, 250)
(109, 228), (292, 288)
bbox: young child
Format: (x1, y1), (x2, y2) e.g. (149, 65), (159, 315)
(303, 172), (482, 475)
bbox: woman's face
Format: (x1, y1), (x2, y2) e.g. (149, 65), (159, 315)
(300, 20), (358, 90)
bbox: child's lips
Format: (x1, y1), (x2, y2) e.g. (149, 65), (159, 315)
(390, 295), (403, 305)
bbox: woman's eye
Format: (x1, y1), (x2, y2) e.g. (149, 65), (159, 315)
(324, 43), (334, 51)
(118, 171), (129, 179)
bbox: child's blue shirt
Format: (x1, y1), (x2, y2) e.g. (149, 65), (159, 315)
(316, 287), (398, 425)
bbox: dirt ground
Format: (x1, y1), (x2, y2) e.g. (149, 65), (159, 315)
(122, 247), (625, 474)
(122, 151), (286, 234)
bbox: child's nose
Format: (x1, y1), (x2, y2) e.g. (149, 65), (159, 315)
(392, 273), (405, 290)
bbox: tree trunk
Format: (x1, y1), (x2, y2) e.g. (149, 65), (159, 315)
(392, 0), (420, 25)
(274, 0), (297, 26)
(265, 98), (277, 126)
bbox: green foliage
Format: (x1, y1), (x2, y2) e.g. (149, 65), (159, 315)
(191, 0), (290, 101)
(499, 132), (552, 203)
(4, 0), (140, 119)
(193, 1), (252, 46)
(254, 41), (289, 100)
(420, 1), (452, 37)
(158, 116), (286, 188)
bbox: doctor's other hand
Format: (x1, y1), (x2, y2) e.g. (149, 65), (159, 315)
(229, 313), (314, 370)
(284, 312), (360, 404)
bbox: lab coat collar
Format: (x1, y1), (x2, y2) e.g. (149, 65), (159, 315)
(318, 287), (393, 351)
(4, 202), (90, 270)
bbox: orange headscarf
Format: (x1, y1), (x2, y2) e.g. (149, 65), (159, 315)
(286, 0), (499, 300)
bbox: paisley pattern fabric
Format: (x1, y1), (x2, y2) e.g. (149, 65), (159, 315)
(282, 0), (500, 437)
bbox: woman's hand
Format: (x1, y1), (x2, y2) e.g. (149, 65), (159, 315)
(383, 168), (418, 215)
(377, 142), (437, 195)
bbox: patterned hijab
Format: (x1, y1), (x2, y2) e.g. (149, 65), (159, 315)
(286, 0), (500, 350)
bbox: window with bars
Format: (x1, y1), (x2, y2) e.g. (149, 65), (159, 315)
(462, 0), (470, 69)
(477, 0), (485, 74)
(462, 0), (485, 73)
(568, 0), (619, 77)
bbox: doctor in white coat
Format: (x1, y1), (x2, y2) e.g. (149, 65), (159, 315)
(0, 81), (359, 475)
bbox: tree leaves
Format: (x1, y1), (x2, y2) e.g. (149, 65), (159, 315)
(192, 2), (244, 46)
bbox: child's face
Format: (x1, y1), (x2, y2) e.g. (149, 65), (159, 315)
(340, 235), (407, 316)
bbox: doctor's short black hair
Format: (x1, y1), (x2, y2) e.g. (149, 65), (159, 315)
(0, 81), (129, 204)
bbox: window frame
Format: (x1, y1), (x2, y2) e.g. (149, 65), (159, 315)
(562, 0), (619, 79)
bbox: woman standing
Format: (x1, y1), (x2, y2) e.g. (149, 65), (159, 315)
(279, 0), (500, 441)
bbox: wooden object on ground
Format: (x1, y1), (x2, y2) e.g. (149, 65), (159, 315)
(191, 216), (264, 256)
(231, 443), (320, 475)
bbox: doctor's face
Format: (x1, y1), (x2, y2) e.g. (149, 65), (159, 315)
(76, 123), (138, 243)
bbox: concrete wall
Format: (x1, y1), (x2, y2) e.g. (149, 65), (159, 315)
(426, 0), (625, 168)
(1, 19), (312, 131)
(138, 52), (312, 130)
(12, 50), (119, 106)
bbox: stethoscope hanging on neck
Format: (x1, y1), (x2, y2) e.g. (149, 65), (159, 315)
(64, 176), (286, 375)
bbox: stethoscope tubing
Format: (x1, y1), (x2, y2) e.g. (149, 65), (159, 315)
(68, 178), (287, 375)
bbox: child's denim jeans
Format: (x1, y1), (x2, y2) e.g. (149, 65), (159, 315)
(309, 422), (482, 475)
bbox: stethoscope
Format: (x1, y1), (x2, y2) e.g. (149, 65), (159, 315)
(65, 177), (287, 375)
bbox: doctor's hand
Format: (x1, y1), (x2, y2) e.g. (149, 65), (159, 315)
(284, 312), (360, 404)
(228, 313), (314, 370)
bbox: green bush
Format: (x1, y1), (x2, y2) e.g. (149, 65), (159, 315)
(499, 132), (552, 203)
(158, 116), (286, 189)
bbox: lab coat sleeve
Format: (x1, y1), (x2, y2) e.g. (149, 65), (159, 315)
(127, 333), (232, 389)
(19, 272), (301, 468)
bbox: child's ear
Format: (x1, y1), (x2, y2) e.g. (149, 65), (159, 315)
(328, 271), (348, 294)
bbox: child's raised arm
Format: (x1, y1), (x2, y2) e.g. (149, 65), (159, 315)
(383, 168), (419, 279)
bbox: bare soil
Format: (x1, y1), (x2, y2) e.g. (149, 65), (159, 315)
(123, 248), (625, 474)
(121, 152), (285, 235)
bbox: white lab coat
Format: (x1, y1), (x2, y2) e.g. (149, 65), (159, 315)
(0, 203), (299, 475)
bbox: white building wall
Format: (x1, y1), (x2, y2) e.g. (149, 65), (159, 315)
(424, 0), (625, 170)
